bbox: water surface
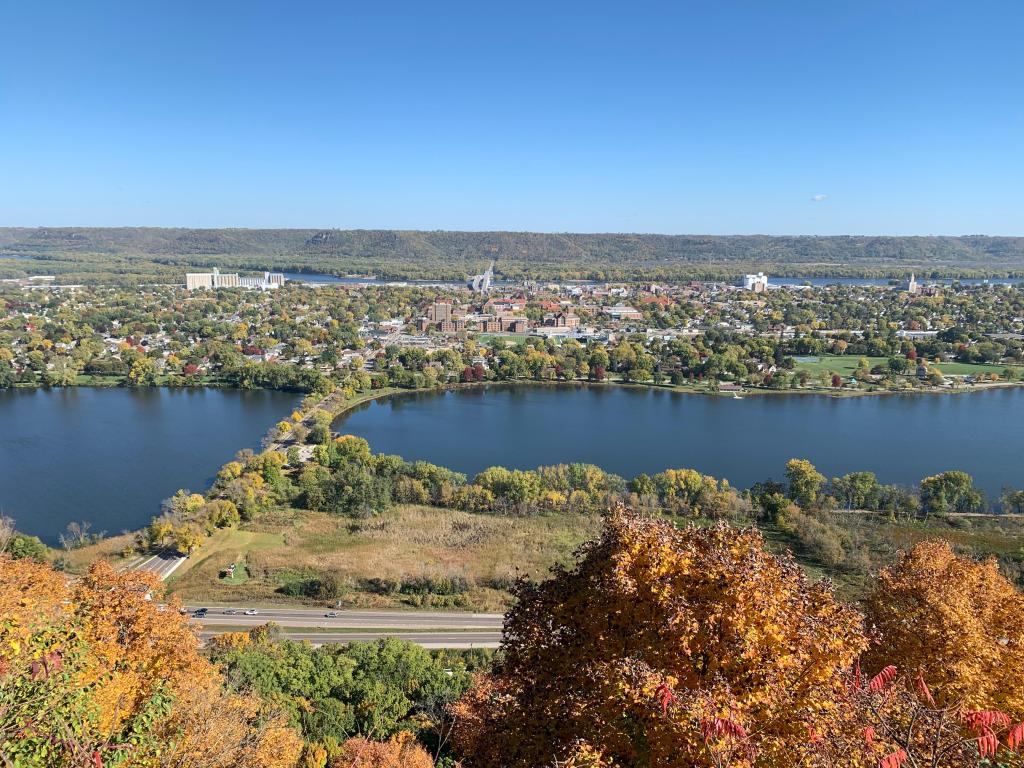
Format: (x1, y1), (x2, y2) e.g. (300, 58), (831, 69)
(0, 387), (297, 543)
(335, 384), (1024, 497)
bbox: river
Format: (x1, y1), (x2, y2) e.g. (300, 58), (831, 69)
(3, 384), (1022, 543)
(0, 387), (297, 544)
(334, 384), (1024, 498)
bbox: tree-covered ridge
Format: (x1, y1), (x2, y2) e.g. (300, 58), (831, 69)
(5, 228), (1024, 281)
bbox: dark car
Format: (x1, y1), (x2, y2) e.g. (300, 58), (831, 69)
(193, 608), (209, 618)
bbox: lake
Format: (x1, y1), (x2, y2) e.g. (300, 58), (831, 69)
(0, 387), (297, 544)
(334, 384), (1024, 498)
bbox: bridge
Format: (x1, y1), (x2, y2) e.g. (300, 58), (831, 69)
(467, 260), (495, 292)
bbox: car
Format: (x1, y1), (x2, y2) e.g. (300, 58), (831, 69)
(193, 608), (208, 618)
(244, 609), (258, 616)
(325, 612), (339, 618)
(223, 609), (237, 615)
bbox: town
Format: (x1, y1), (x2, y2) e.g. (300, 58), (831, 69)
(2, 268), (1022, 395)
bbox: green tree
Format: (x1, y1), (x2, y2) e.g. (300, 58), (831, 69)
(920, 470), (983, 517)
(785, 458), (825, 509)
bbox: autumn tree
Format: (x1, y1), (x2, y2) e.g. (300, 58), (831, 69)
(786, 458), (826, 509)
(330, 733), (434, 768)
(863, 541), (1024, 717)
(452, 507), (866, 768)
(0, 556), (302, 767)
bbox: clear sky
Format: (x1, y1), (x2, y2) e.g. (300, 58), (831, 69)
(1, 1), (1021, 234)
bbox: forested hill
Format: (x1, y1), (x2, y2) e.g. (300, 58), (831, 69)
(3, 227), (1024, 282)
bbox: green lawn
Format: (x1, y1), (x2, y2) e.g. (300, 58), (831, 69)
(793, 355), (1021, 377)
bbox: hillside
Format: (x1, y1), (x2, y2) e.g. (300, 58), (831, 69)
(4, 228), (1024, 283)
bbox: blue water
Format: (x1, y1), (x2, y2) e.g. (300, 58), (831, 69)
(0, 387), (298, 543)
(335, 384), (1024, 498)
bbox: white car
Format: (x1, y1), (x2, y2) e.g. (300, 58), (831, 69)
(244, 609), (259, 616)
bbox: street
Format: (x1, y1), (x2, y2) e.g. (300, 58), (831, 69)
(185, 606), (505, 648)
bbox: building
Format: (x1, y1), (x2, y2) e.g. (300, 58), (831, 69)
(426, 301), (454, 322)
(742, 273), (769, 293)
(604, 305), (644, 321)
(544, 311), (581, 328)
(186, 268), (283, 290)
(905, 273), (921, 295)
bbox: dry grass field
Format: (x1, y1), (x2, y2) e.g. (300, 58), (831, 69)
(165, 505), (602, 611)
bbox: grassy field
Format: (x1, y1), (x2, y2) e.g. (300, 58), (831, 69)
(792, 354), (1021, 377)
(165, 505), (602, 611)
(68, 501), (1024, 611)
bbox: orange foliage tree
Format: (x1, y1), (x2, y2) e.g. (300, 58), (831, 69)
(863, 540), (1024, 717)
(0, 556), (302, 768)
(452, 507), (866, 768)
(330, 732), (434, 768)
(811, 663), (1024, 768)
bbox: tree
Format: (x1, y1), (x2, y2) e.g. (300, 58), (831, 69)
(173, 523), (206, 555)
(5, 532), (48, 561)
(920, 471), (982, 517)
(452, 508), (865, 768)
(786, 458), (826, 509)
(331, 732), (434, 768)
(127, 355), (157, 385)
(830, 471), (881, 510)
(0, 557), (303, 767)
(863, 541), (1024, 718)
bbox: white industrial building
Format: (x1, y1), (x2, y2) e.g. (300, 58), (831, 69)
(186, 268), (284, 291)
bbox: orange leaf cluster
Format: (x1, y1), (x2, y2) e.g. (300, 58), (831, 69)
(452, 507), (866, 767)
(863, 540), (1024, 717)
(330, 732), (435, 768)
(0, 556), (303, 768)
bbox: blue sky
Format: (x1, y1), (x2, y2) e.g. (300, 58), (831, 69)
(1, 1), (1021, 234)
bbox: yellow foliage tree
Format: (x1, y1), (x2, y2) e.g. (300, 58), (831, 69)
(0, 557), (302, 768)
(863, 540), (1024, 716)
(452, 508), (866, 768)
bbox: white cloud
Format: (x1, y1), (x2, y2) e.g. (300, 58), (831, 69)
(810, 194), (829, 202)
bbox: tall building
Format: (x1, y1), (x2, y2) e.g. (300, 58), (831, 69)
(905, 273), (921, 295)
(427, 301), (453, 322)
(742, 273), (769, 293)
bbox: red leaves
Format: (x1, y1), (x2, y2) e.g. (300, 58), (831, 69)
(1007, 721), (1024, 750)
(959, 710), (1024, 758)
(868, 665), (897, 693)
(976, 728), (999, 758)
(879, 748), (907, 768)
(863, 725), (875, 746)
(91, 751), (103, 768)
(699, 716), (748, 744)
(28, 650), (64, 681)
(913, 671), (934, 707)
(654, 683), (676, 717)
(961, 709), (1011, 731)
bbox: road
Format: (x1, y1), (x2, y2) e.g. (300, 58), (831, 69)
(196, 629), (501, 649)
(184, 606), (504, 648)
(125, 550), (187, 580)
(185, 605), (503, 630)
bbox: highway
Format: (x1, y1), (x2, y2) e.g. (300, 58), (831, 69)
(185, 606), (505, 648)
(196, 629), (502, 649)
